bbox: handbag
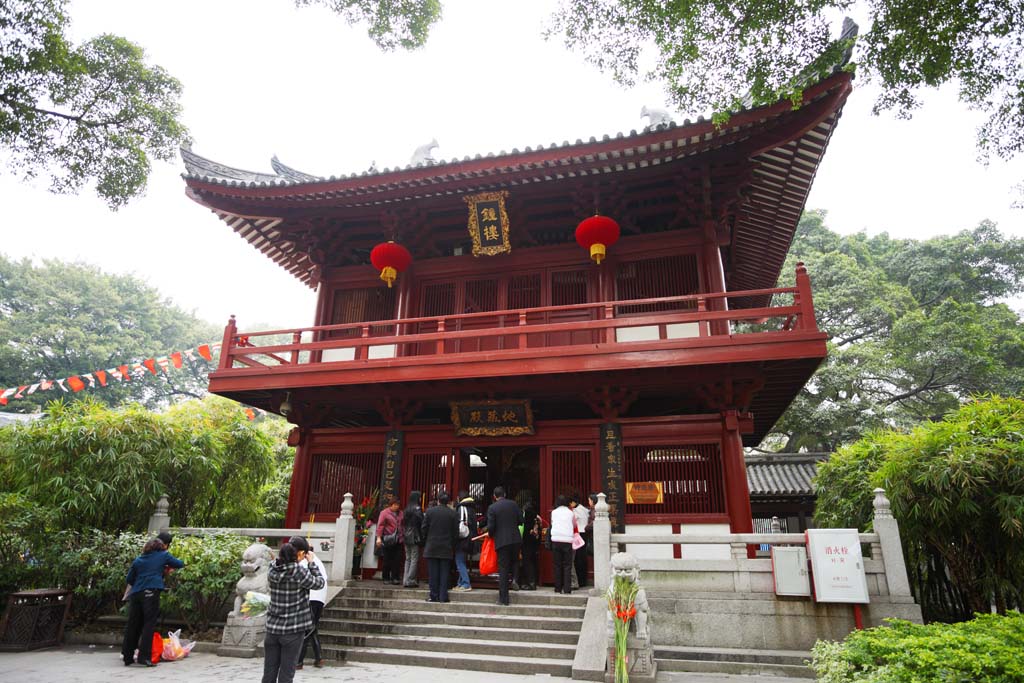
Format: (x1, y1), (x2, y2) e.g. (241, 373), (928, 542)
(382, 529), (400, 547)
(479, 537), (498, 575)
(458, 505), (470, 539)
(572, 520), (585, 551)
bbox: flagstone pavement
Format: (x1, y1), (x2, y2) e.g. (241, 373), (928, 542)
(2, 646), (811, 683)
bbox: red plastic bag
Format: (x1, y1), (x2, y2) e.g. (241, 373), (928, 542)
(151, 632), (163, 663)
(479, 537), (497, 575)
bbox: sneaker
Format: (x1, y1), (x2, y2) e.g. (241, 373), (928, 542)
(462, 586), (473, 592)
(450, 586), (465, 592)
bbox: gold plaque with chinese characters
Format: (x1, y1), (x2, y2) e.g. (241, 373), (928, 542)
(450, 399), (534, 436)
(464, 191), (511, 256)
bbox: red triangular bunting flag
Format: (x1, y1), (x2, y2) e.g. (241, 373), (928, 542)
(1, 388), (15, 399)
(0, 397), (6, 406)
(66, 376), (86, 392)
(13, 385), (28, 399)
(142, 359), (157, 375)
(245, 408), (255, 421)
(119, 365), (131, 381)
(96, 370), (108, 386)
(197, 344), (213, 361)
(170, 352), (183, 369)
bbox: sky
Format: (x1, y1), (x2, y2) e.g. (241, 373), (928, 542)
(2, 0), (1023, 333)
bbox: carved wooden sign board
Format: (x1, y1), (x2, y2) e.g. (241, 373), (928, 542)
(450, 399), (534, 436)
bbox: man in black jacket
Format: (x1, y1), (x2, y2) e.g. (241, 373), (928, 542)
(485, 486), (523, 606)
(421, 491), (459, 603)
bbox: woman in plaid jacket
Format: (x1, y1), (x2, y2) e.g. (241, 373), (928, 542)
(262, 542), (325, 683)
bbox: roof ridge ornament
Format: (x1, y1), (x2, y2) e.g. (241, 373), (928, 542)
(411, 138), (439, 166)
(640, 105), (673, 131)
(270, 155), (321, 183)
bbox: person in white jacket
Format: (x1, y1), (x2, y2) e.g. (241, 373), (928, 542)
(290, 536), (327, 669)
(549, 496), (575, 594)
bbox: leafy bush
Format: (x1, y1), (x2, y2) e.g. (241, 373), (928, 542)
(0, 493), (55, 608)
(811, 612), (1024, 683)
(814, 395), (1024, 620)
(0, 397), (282, 531)
(34, 529), (147, 626)
(162, 533), (251, 631)
(2, 528), (249, 629)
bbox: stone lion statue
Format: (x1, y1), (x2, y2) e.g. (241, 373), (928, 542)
(231, 542), (275, 617)
(609, 552), (651, 642)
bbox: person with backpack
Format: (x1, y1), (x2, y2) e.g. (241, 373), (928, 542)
(402, 491), (425, 588)
(452, 491), (477, 592)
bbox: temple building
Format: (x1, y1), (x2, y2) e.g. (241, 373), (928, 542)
(182, 68), (852, 576)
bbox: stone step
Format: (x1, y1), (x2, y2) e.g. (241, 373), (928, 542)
(323, 645), (574, 677)
(331, 596), (585, 618)
(340, 583), (588, 606)
(655, 645), (811, 667)
(316, 618), (580, 644)
(321, 607), (581, 631)
(317, 630), (577, 659)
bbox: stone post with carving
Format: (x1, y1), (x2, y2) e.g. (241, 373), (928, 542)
(331, 493), (356, 582)
(147, 495), (170, 534)
(593, 492), (611, 594)
(872, 488), (913, 598)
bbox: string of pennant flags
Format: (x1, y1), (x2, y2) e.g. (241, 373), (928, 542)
(0, 342), (267, 419)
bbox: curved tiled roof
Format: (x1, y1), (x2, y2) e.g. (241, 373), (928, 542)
(181, 69), (852, 295)
(746, 454), (827, 497)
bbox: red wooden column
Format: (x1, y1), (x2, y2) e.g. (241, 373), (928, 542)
(284, 428), (312, 528)
(720, 410), (755, 558)
(701, 219), (730, 335)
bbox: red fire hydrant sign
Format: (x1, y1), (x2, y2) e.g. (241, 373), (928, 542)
(805, 529), (869, 604)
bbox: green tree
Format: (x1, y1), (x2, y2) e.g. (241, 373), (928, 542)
(0, 254), (220, 412)
(1, 0), (189, 207)
(295, 0), (442, 50)
(768, 212), (1024, 451)
(548, 1), (1024, 162)
(0, 397), (280, 530)
(815, 396), (1024, 620)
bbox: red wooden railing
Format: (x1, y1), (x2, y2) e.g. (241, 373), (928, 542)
(217, 264), (818, 372)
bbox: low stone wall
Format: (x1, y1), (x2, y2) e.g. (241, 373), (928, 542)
(590, 488), (924, 652)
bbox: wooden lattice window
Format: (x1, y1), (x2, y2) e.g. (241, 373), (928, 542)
(622, 443), (725, 516)
(307, 451), (383, 514)
(329, 286), (397, 336)
(614, 254), (700, 315)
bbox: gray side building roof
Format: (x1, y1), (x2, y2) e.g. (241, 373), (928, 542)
(746, 453), (827, 497)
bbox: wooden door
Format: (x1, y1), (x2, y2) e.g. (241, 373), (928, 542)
(539, 445), (596, 584)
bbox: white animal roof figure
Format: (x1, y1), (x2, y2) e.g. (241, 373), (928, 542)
(411, 138), (439, 166)
(640, 106), (673, 130)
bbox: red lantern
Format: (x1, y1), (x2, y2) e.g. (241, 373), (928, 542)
(370, 241), (412, 288)
(575, 214), (620, 264)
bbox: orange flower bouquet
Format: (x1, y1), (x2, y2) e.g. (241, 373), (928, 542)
(353, 489), (379, 555)
(607, 574), (640, 683)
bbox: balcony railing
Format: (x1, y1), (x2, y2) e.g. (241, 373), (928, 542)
(217, 264), (818, 373)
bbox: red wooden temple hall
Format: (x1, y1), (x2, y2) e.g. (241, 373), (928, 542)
(181, 69), (851, 564)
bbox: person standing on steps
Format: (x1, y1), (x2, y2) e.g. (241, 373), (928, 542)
(402, 491), (425, 588)
(291, 536), (326, 671)
(452, 491), (477, 592)
(421, 490), (459, 603)
(375, 495), (404, 585)
(550, 495), (575, 594)
(486, 486), (523, 606)
(572, 493), (591, 588)
(121, 532), (184, 667)
(520, 499), (543, 590)
(263, 542), (325, 683)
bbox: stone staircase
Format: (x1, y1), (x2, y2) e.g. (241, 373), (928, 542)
(319, 582), (587, 676)
(655, 645), (815, 679)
